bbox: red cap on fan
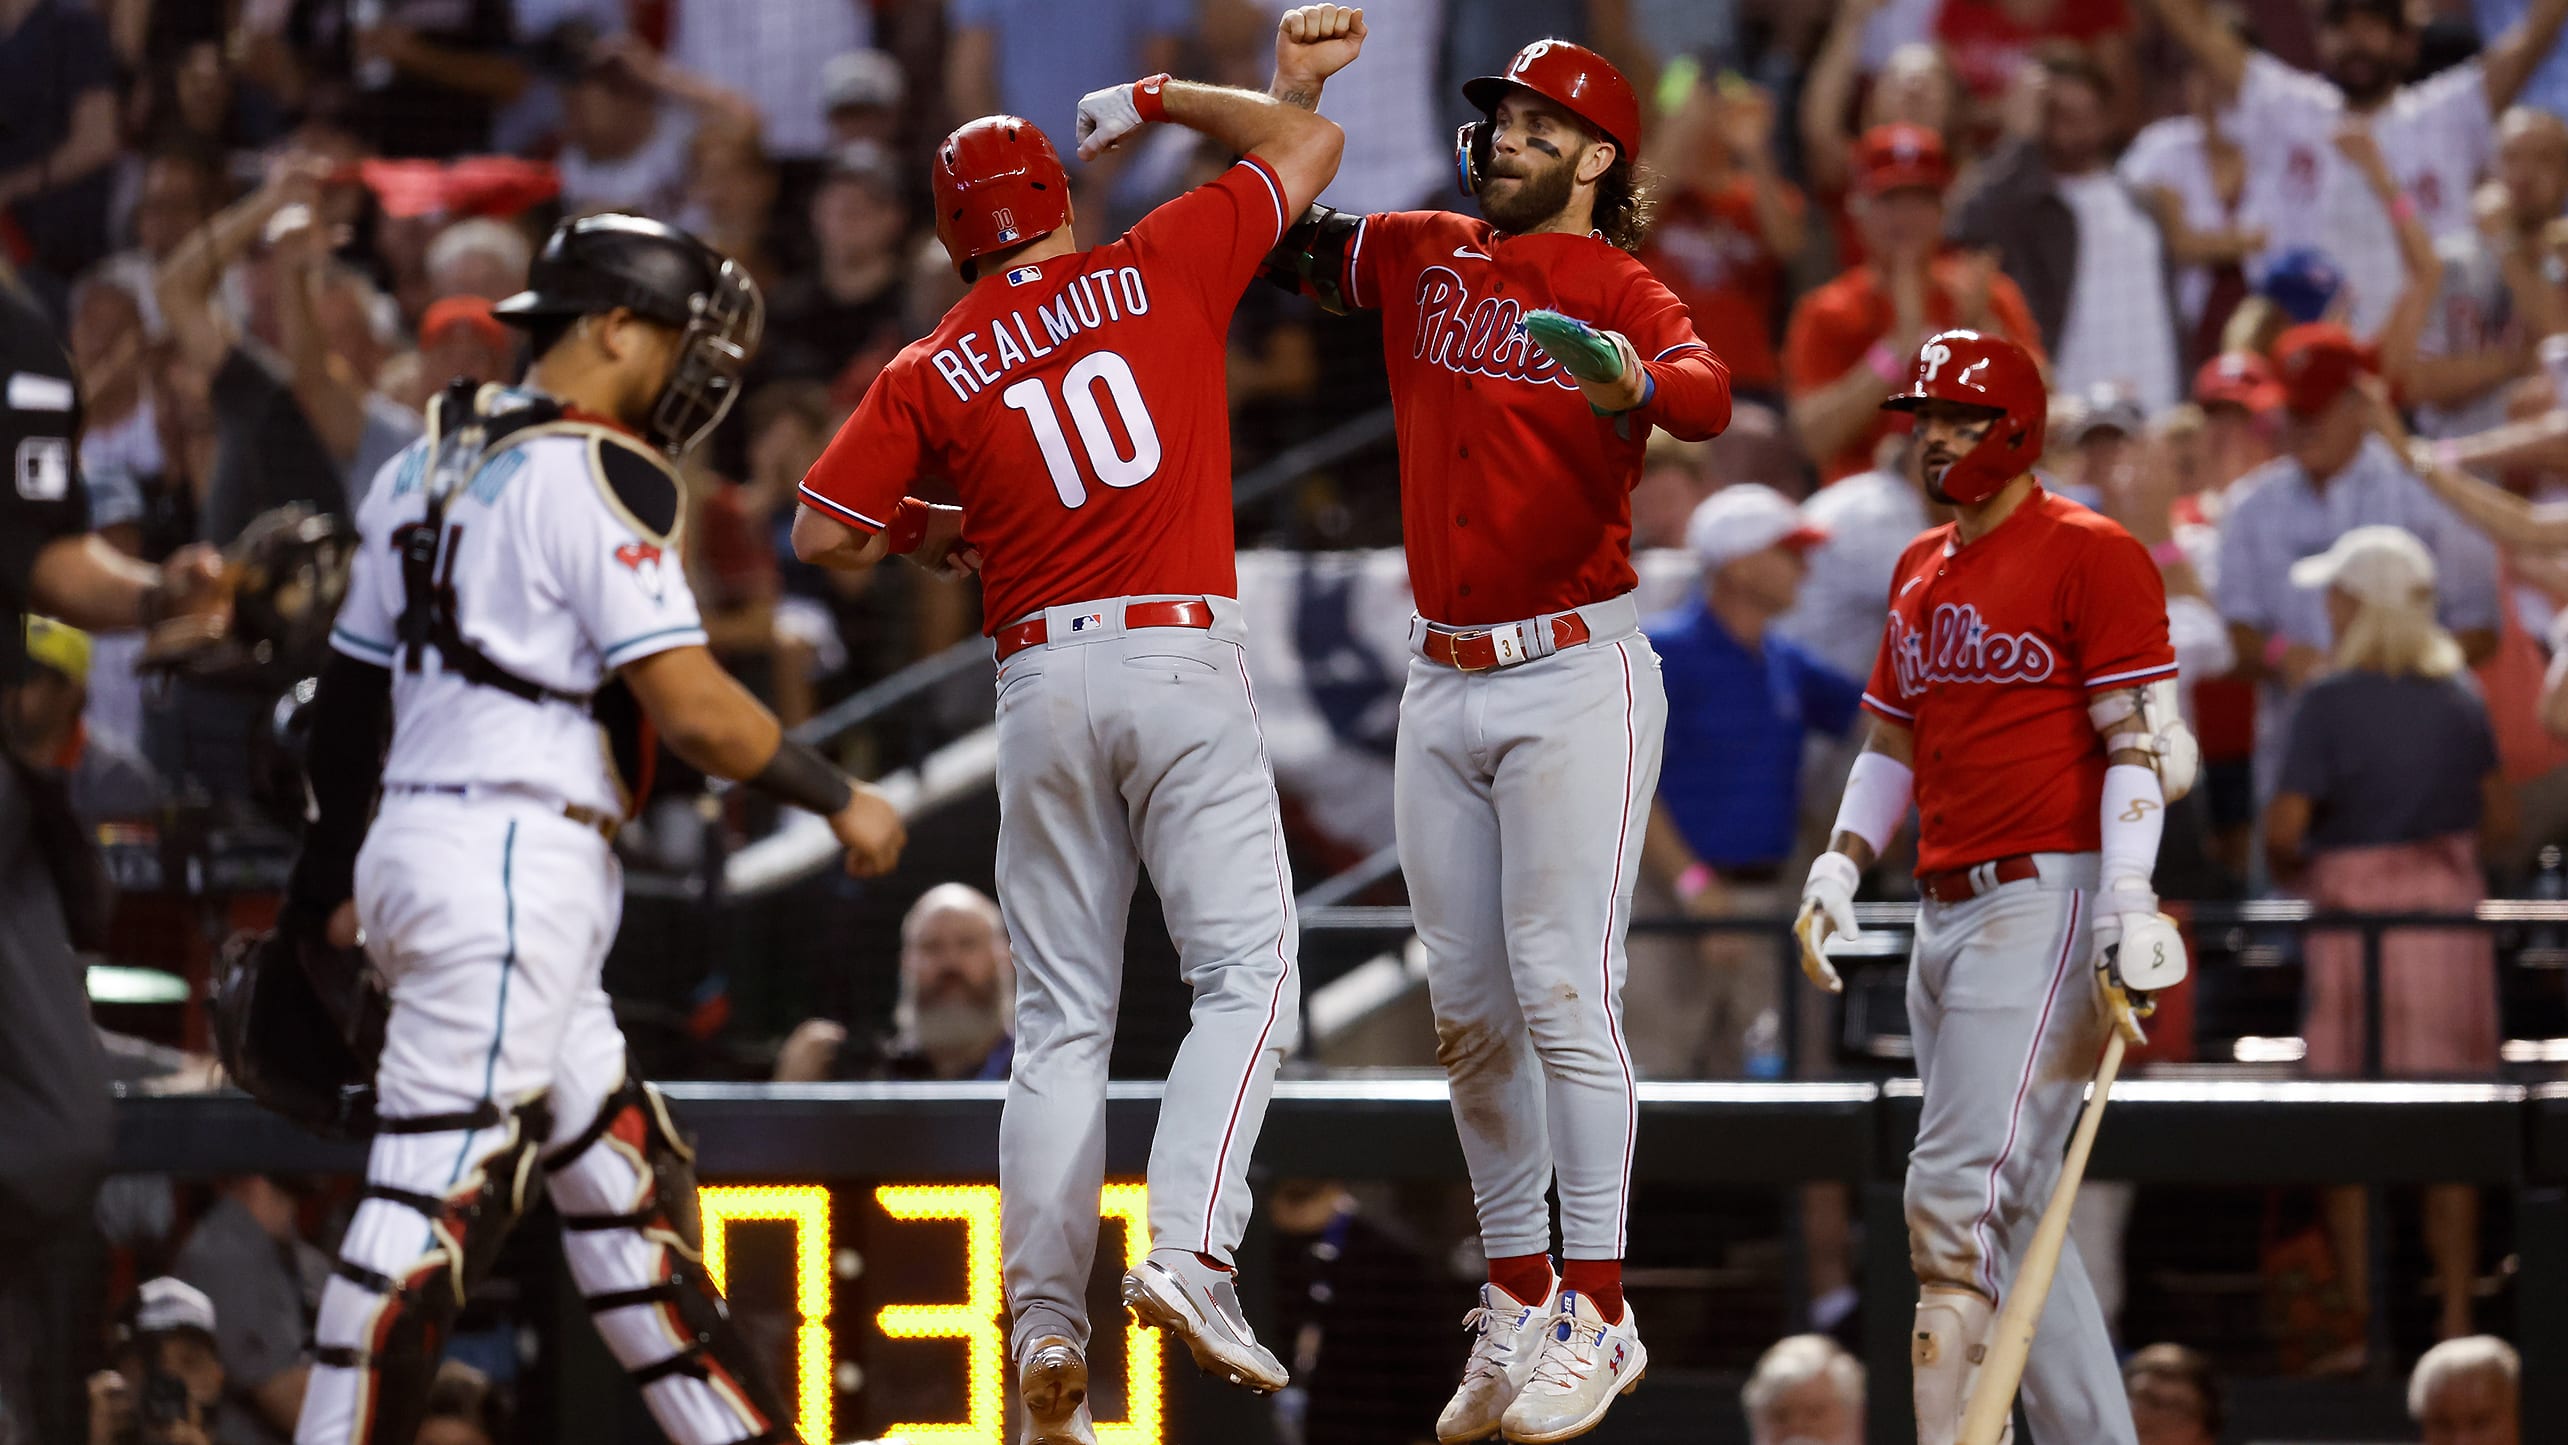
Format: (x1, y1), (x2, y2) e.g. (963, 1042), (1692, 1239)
(1462, 38), (1641, 162)
(931, 117), (1072, 279)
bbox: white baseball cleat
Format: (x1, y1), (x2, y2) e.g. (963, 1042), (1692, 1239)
(1120, 1257), (1291, 1393)
(1435, 1275), (1558, 1443)
(1497, 1290), (1646, 1444)
(1020, 1336), (1097, 1445)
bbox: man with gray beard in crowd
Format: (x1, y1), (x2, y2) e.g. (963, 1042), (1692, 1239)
(775, 883), (1015, 1082)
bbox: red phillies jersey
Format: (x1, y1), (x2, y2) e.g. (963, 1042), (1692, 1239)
(798, 156), (1292, 630)
(1342, 210), (1732, 626)
(1860, 488), (2177, 875)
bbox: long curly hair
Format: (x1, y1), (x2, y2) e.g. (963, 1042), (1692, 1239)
(1594, 156), (1656, 254)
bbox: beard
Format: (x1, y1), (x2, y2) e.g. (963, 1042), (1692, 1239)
(1473, 153), (1578, 234)
(2329, 52), (2397, 106)
(1921, 449), (1960, 504)
(909, 996), (1004, 1061)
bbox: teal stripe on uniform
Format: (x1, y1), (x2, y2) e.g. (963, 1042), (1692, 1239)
(330, 625), (395, 661)
(415, 819), (520, 1257)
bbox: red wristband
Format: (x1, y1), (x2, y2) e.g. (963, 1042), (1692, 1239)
(2148, 539), (2187, 568)
(1676, 862), (1716, 900)
(2390, 193), (2418, 224)
(1134, 73), (1173, 124)
(2262, 631), (2292, 669)
(884, 496), (932, 555)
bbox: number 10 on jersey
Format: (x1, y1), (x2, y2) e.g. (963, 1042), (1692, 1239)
(1002, 351), (1163, 508)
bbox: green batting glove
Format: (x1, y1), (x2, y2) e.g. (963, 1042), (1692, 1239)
(1522, 309), (1626, 384)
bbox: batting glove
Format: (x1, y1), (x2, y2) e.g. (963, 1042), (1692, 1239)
(1792, 851), (1861, 995)
(2093, 883), (2187, 1043)
(1522, 310), (1650, 413)
(1075, 77), (1159, 161)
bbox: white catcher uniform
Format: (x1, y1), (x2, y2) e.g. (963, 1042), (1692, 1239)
(299, 390), (789, 1445)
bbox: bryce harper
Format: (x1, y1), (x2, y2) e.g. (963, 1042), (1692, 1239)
(1795, 330), (2194, 1445)
(285, 214), (907, 1444)
(1260, 13), (1732, 1441)
(789, 56), (1346, 1445)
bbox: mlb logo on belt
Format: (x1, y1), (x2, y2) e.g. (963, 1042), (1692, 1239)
(1069, 612), (1106, 633)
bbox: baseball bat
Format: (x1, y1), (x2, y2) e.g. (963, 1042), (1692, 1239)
(1955, 1028), (2129, 1445)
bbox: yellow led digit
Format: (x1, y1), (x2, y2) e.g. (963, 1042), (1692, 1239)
(699, 1185), (834, 1445)
(1094, 1184), (1164, 1445)
(873, 1184), (1009, 1443)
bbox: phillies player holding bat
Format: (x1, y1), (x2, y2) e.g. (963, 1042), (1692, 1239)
(1794, 331), (2195, 1445)
(789, 54), (1347, 1445)
(1261, 15), (1730, 1442)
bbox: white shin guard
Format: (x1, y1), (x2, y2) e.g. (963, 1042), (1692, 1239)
(1912, 1287), (2009, 1445)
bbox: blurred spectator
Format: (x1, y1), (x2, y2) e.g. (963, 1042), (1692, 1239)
(556, 33), (758, 220)
(819, 48), (907, 151)
(415, 1362), (507, 1445)
(2050, 385), (2148, 511)
(1740, 1334), (1863, 1445)
(242, 0), (528, 159)
(2123, 1342), (2222, 1445)
(2121, 7), (2272, 360)
(2149, 0), (2568, 337)
(153, 154), (417, 545)
(87, 1278), (223, 1445)
(2394, 109), (2568, 440)
(1630, 432), (1713, 552)
(1639, 71), (1804, 407)
(421, 216), (533, 307)
(172, 1176), (327, 1445)
(682, 460), (793, 716)
(1634, 486), (1858, 1079)
(1804, 0), (1968, 266)
(1784, 124), (2045, 484)
(65, 273), (168, 553)
(1776, 436), (1930, 682)
(2190, 352), (2285, 496)
(2264, 526), (2504, 1342)
(765, 142), (911, 387)
(123, 140), (230, 292)
(2410, 1335), (2519, 1445)
(680, 123), (782, 292)
(666, 0), (867, 160)
(0, 0), (122, 283)
(1255, 0), (1444, 214)
(946, 0), (1188, 190)
(775, 883), (1014, 1082)
(1936, 0), (2141, 142)
(7, 617), (161, 825)
(1953, 53), (2183, 414)
(2216, 324), (2499, 709)
(1264, 1180), (1450, 1445)
(384, 294), (516, 412)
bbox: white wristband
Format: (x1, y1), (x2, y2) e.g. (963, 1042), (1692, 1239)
(2100, 762), (2165, 903)
(1832, 750), (1914, 860)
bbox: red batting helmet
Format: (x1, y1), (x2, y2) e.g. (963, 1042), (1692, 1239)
(1880, 330), (2046, 506)
(932, 117), (1071, 279)
(1462, 39), (1641, 162)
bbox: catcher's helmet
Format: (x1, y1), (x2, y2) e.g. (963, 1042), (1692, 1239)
(1880, 329), (2046, 506)
(933, 117), (1072, 279)
(1463, 38), (1640, 162)
(493, 213), (762, 457)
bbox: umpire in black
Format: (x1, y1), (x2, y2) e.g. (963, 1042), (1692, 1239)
(0, 267), (227, 1442)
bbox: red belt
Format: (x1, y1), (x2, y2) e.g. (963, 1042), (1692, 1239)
(993, 599), (1214, 663)
(1916, 854), (2041, 905)
(1421, 613), (1592, 672)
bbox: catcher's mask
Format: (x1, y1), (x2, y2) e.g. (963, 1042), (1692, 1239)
(211, 924), (387, 1140)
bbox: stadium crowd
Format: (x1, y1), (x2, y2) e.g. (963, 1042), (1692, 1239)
(12, 0), (2568, 1440)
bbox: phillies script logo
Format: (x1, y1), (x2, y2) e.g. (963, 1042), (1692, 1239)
(615, 540), (666, 603)
(1408, 267), (1581, 391)
(1886, 602), (2056, 696)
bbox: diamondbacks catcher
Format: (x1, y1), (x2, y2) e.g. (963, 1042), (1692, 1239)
(1794, 331), (2193, 1445)
(790, 55), (1344, 1445)
(1257, 15), (1732, 1442)
(283, 214), (906, 1444)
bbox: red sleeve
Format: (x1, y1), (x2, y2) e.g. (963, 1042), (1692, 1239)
(2066, 525), (2179, 692)
(1613, 264), (1731, 441)
(798, 362), (928, 534)
(1123, 155), (1293, 324)
(1345, 210), (1426, 313)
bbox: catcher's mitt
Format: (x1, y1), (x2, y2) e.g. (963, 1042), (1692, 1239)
(211, 920), (387, 1139)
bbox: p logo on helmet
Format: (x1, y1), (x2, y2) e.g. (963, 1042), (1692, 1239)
(1879, 329), (2046, 506)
